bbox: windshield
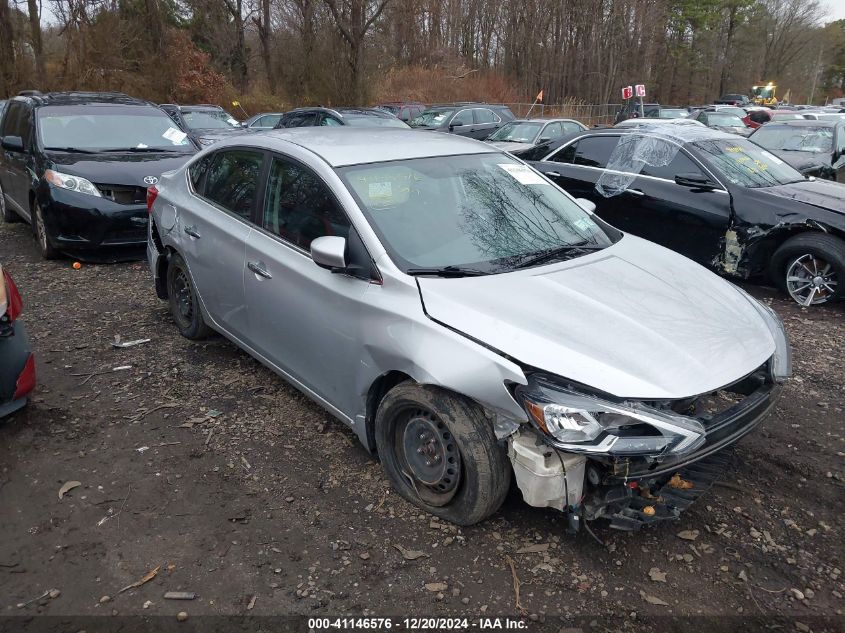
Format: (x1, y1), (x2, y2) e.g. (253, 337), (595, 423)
(751, 126), (833, 153)
(37, 105), (194, 151)
(409, 109), (454, 127)
(707, 113), (745, 127)
(338, 154), (616, 273)
(488, 122), (542, 142)
(659, 109), (688, 119)
(378, 105), (399, 114)
(343, 114), (409, 128)
(695, 138), (805, 188)
(182, 110), (240, 129)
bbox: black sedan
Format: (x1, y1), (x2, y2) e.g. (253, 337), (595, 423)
(525, 127), (845, 306)
(0, 263), (34, 419)
(749, 120), (845, 182)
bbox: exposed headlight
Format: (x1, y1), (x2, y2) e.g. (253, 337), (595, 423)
(44, 169), (101, 197)
(517, 376), (706, 456)
(733, 286), (791, 381)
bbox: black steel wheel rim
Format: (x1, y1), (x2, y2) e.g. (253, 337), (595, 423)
(170, 267), (194, 328)
(395, 408), (462, 506)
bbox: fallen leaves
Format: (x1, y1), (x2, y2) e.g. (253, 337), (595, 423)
(677, 529), (699, 541)
(668, 473), (694, 490)
(648, 567), (667, 583)
(118, 565), (160, 594)
(424, 582), (447, 592)
(640, 590), (670, 606)
(393, 544), (429, 560)
(58, 481), (81, 500)
(515, 543), (549, 554)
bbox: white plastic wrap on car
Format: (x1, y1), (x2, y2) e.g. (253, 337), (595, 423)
(596, 124), (722, 198)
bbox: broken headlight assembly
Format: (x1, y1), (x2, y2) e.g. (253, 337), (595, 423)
(44, 169), (102, 198)
(516, 375), (706, 456)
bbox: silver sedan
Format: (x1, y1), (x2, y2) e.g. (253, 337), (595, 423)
(147, 128), (790, 529)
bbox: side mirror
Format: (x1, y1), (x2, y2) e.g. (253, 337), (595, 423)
(448, 124), (455, 132)
(575, 198), (596, 213)
(1, 136), (24, 152)
(311, 236), (347, 270)
(675, 173), (717, 190)
(538, 136), (551, 143)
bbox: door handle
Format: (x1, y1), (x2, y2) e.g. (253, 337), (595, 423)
(184, 225), (201, 238)
(545, 171), (562, 178)
(247, 261), (272, 279)
(624, 188), (645, 197)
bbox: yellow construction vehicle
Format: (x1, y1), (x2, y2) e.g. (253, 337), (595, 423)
(751, 82), (779, 105)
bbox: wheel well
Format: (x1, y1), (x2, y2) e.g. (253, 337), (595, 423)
(747, 225), (844, 278)
(364, 370), (413, 453)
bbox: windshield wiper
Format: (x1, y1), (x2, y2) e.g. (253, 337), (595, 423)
(511, 241), (606, 269)
(405, 265), (490, 277)
(43, 146), (99, 154)
(96, 147), (183, 153)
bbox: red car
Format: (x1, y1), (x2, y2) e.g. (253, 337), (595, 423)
(0, 264), (35, 418)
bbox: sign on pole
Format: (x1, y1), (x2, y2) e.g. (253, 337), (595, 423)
(622, 86), (633, 100)
(635, 84), (646, 97)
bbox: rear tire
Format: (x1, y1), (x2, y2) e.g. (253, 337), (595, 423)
(0, 181), (20, 223)
(32, 202), (60, 259)
(166, 253), (211, 339)
(770, 233), (844, 306)
(374, 383), (511, 526)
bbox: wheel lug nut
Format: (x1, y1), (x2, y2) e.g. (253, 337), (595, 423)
(417, 447), (423, 454)
(425, 460), (432, 466)
(419, 434), (426, 440)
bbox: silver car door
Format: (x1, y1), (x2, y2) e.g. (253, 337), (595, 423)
(243, 154), (371, 416)
(179, 148), (264, 339)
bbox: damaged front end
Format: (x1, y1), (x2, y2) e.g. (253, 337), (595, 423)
(506, 360), (784, 531)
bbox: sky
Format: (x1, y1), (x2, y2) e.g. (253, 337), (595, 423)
(820, 0), (845, 23)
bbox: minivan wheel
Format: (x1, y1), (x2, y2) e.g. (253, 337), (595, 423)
(374, 383), (511, 526)
(32, 202), (60, 259)
(0, 182), (19, 223)
(770, 233), (844, 306)
(166, 253), (211, 339)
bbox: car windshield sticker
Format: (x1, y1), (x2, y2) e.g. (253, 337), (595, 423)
(760, 150), (784, 165)
(369, 181), (392, 200)
(498, 163), (547, 185)
(162, 127), (188, 145)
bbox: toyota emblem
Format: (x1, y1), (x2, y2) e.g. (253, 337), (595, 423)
(143, 176), (159, 185)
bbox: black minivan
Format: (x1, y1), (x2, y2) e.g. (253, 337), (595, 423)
(0, 92), (198, 260)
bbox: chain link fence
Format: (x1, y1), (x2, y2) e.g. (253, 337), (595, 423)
(496, 103), (622, 127)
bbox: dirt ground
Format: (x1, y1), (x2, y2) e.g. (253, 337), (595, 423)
(0, 219), (843, 632)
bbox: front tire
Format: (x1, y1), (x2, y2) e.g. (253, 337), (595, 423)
(166, 253), (211, 339)
(374, 383), (511, 525)
(32, 202), (60, 259)
(770, 233), (844, 306)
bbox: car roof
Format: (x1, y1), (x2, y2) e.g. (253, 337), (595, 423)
(508, 118), (581, 123)
(755, 119), (839, 128)
(288, 106), (394, 118)
(13, 91), (151, 107)
(232, 128), (497, 167)
(576, 126), (736, 143)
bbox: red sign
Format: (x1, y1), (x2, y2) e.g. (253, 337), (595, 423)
(635, 84), (646, 97)
(622, 86), (633, 100)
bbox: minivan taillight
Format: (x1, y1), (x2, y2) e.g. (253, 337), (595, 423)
(146, 185), (159, 214)
(0, 266), (23, 322)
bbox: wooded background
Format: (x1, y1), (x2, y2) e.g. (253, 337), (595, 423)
(2, 0), (845, 114)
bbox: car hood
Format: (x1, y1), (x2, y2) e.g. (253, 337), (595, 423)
(46, 151), (194, 187)
(417, 235), (775, 400)
(192, 127), (251, 139)
(486, 140), (535, 153)
(757, 178), (845, 215)
(767, 150), (832, 175)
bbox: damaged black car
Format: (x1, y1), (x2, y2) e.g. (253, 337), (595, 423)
(527, 126), (845, 306)
(748, 119), (845, 182)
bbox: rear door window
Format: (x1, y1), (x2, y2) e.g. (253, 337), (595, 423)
(451, 110), (473, 126)
(203, 149), (264, 221)
(474, 109), (500, 124)
(568, 136), (618, 168)
(262, 156), (350, 251)
(640, 146), (706, 180)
